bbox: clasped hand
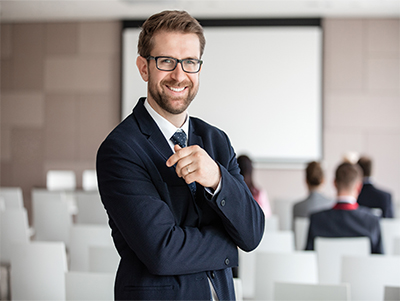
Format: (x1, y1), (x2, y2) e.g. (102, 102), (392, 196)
(166, 144), (221, 191)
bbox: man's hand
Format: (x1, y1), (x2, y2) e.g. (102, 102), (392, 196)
(166, 145), (221, 191)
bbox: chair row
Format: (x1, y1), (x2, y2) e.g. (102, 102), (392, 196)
(239, 232), (400, 300)
(247, 250), (400, 301)
(294, 216), (400, 255)
(46, 169), (97, 191)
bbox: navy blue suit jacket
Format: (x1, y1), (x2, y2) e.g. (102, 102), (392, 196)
(305, 204), (383, 254)
(357, 183), (394, 218)
(96, 98), (265, 300)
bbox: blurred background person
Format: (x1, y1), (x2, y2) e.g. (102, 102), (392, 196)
(357, 155), (394, 218)
(292, 161), (334, 229)
(305, 162), (383, 254)
(237, 155), (272, 218)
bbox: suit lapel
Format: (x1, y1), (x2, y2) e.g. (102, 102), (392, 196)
(133, 98), (173, 160)
(188, 119), (203, 148)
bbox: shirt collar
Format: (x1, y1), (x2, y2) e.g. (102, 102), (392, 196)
(337, 195), (357, 204)
(144, 99), (190, 151)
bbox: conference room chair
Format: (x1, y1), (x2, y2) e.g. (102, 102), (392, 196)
(264, 214), (279, 231)
(0, 208), (31, 300)
(32, 196), (73, 246)
(341, 255), (400, 301)
(233, 278), (243, 301)
(82, 169), (98, 191)
(32, 188), (78, 215)
(75, 190), (108, 225)
(239, 231), (295, 299)
(65, 271), (114, 301)
(294, 217), (309, 250)
(88, 245), (120, 274)
(254, 251), (318, 301)
(273, 282), (351, 301)
(315, 236), (370, 284)
(69, 224), (114, 272)
(0, 187), (24, 209)
(394, 237), (400, 255)
(384, 286), (400, 301)
(46, 170), (76, 191)
(10, 241), (68, 301)
(380, 218), (400, 255)
(0, 208), (31, 265)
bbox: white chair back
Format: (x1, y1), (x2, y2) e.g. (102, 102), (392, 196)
(69, 224), (114, 271)
(65, 271), (114, 300)
(233, 278), (243, 301)
(315, 236), (370, 284)
(89, 245), (120, 273)
(75, 191), (108, 224)
(264, 214), (279, 231)
(294, 217), (309, 250)
(0, 208), (30, 264)
(274, 282), (351, 300)
(341, 255), (400, 301)
(32, 196), (73, 245)
(10, 241), (67, 300)
(0, 187), (24, 209)
(254, 251), (318, 301)
(47, 170), (76, 191)
(394, 237), (400, 255)
(82, 169), (98, 191)
(380, 218), (400, 255)
(258, 230), (295, 252)
(384, 286), (400, 301)
(239, 231), (295, 299)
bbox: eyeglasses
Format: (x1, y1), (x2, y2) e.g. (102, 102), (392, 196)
(147, 56), (203, 73)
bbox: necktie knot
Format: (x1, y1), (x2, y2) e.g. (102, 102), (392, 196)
(171, 130), (187, 148)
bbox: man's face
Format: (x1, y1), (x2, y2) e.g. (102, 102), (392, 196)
(144, 31), (201, 117)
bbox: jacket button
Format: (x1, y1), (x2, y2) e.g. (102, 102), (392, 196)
(211, 272), (215, 278)
(224, 258), (230, 265)
(221, 199), (226, 206)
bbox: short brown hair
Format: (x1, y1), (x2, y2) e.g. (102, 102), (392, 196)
(335, 162), (362, 191)
(357, 156), (372, 177)
(137, 10), (206, 58)
(306, 161), (324, 187)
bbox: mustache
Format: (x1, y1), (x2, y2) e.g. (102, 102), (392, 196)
(162, 80), (192, 88)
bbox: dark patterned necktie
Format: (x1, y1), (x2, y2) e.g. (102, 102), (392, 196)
(170, 130), (197, 197)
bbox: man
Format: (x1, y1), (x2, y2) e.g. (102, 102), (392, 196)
(292, 161), (334, 230)
(357, 156), (394, 218)
(305, 162), (383, 254)
(96, 10), (265, 301)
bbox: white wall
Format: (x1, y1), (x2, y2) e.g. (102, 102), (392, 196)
(255, 19), (400, 221)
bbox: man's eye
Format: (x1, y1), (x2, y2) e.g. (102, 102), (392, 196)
(185, 60), (196, 65)
(161, 58), (174, 64)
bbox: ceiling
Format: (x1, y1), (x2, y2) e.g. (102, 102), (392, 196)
(1, 0), (400, 23)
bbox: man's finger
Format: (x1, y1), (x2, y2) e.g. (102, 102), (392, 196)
(166, 144), (182, 167)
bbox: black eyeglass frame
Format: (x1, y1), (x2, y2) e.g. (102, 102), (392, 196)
(147, 56), (203, 73)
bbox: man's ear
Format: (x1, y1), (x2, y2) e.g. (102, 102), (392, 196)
(136, 56), (149, 82)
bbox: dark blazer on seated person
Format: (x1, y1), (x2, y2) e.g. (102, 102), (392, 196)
(357, 181), (394, 218)
(96, 98), (265, 301)
(305, 202), (383, 254)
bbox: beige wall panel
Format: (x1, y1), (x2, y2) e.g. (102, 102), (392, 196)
(12, 24), (45, 90)
(0, 92), (44, 127)
(367, 58), (400, 91)
(324, 19), (365, 92)
(1, 24), (12, 59)
(79, 21), (120, 55)
(44, 57), (78, 91)
(367, 19), (400, 54)
(45, 23), (78, 55)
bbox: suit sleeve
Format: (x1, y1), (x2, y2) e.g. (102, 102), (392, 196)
(97, 136), (241, 276)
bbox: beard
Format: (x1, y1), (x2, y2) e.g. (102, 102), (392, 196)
(148, 75), (199, 115)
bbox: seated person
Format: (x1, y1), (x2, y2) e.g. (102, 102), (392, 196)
(292, 161), (334, 229)
(357, 155), (394, 218)
(237, 155), (271, 218)
(305, 162), (383, 254)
